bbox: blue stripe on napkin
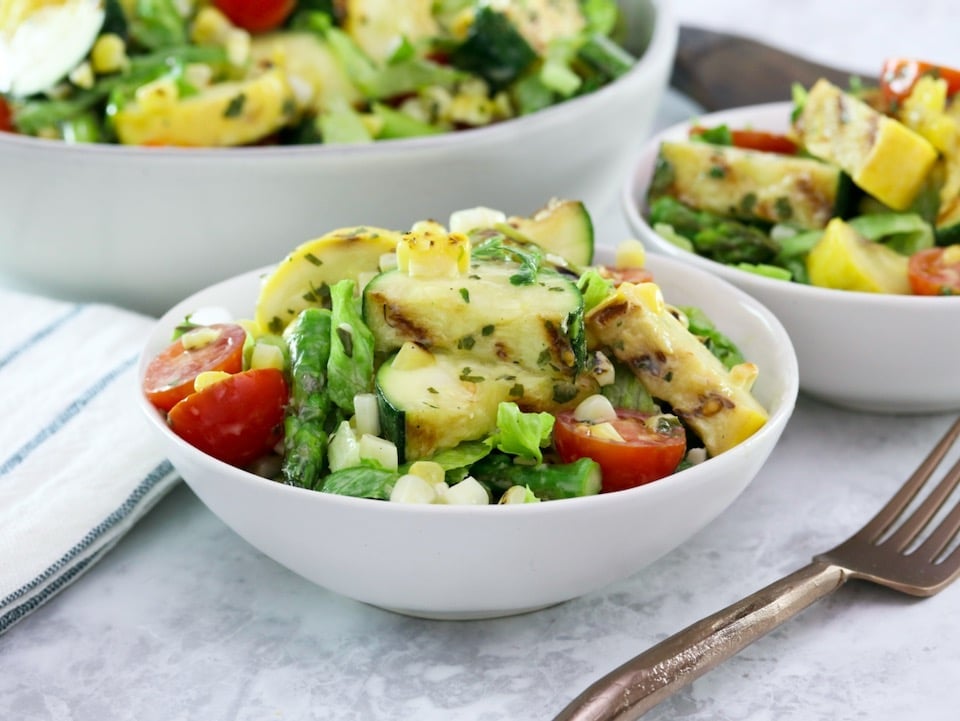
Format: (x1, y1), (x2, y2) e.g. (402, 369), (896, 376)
(0, 292), (181, 635)
(0, 354), (138, 478)
(0, 460), (177, 633)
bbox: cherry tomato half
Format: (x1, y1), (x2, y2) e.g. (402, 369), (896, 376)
(908, 246), (960, 295)
(168, 368), (289, 467)
(0, 97), (15, 133)
(213, 0), (296, 33)
(881, 58), (960, 108)
(143, 324), (247, 412)
(553, 410), (687, 493)
(690, 126), (798, 155)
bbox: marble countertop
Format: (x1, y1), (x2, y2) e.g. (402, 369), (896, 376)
(5, 2), (960, 720)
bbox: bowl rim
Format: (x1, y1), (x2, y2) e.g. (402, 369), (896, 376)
(621, 100), (960, 308)
(1, 0), (677, 162)
(137, 250), (799, 518)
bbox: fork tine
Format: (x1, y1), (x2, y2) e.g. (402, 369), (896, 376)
(911, 466), (960, 565)
(856, 417), (960, 544)
(884, 455), (960, 552)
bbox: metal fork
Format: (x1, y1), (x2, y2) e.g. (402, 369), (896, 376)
(553, 416), (960, 721)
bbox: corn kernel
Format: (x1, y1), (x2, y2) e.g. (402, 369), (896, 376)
(408, 461), (445, 487)
(443, 476), (489, 505)
(499, 485), (540, 504)
(410, 219), (447, 235)
(225, 27), (251, 67)
(396, 229), (471, 278)
(573, 394), (618, 424)
(68, 62), (94, 89)
(194, 370), (231, 392)
(449, 206), (506, 234)
(134, 76), (180, 110)
(249, 342), (284, 371)
(390, 474), (437, 504)
(91, 34), (129, 74)
(615, 238), (646, 269)
(588, 422), (625, 443)
(183, 62), (214, 89)
(589, 351), (616, 387)
(191, 6), (234, 45)
(449, 93), (494, 127)
(181, 326), (221, 350)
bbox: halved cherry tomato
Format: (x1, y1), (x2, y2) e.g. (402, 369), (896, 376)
(143, 324), (247, 412)
(690, 125), (798, 155)
(167, 368), (288, 467)
(0, 97), (15, 133)
(213, 0), (295, 33)
(553, 410), (687, 493)
(598, 266), (655, 286)
(907, 246), (960, 295)
(881, 58), (960, 108)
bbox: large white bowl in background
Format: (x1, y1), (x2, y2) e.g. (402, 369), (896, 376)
(623, 102), (960, 415)
(137, 252), (799, 620)
(0, 0), (676, 316)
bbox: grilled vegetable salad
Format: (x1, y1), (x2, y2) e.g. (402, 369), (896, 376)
(143, 199), (769, 505)
(0, 0), (637, 146)
(646, 60), (960, 296)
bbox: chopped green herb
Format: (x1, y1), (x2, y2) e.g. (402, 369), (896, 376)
(459, 367), (485, 383)
(223, 93), (246, 118)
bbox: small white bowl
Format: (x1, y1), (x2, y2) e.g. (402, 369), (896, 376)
(623, 101), (960, 414)
(137, 252), (798, 620)
(0, 0), (675, 316)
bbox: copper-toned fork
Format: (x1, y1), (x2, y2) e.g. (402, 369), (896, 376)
(553, 416), (960, 721)
(670, 25), (860, 111)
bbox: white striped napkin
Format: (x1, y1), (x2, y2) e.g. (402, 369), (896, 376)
(0, 288), (180, 634)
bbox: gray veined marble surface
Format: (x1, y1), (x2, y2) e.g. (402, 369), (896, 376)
(4, 398), (960, 721)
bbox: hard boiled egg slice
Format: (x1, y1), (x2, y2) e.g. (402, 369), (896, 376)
(0, 0), (105, 97)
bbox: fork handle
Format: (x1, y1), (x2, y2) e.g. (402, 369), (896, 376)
(552, 561), (849, 721)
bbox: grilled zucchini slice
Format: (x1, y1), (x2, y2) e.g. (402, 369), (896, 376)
(377, 343), (596, 462)
(363, 257), (586, 375)
(793, 79), (938, 211)
(255, 226), (402, 334)
(585, 282), (768, 456)
(649, 140), (846, 230)
(505, 198), (594, 266)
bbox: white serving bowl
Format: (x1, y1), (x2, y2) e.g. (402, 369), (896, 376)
(0, 0), (675, 316)
(137, 251), (799, 620)
(623, 101), (960, 414)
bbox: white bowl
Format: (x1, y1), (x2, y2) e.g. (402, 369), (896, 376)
(623, 101), (960, 414)
(137, 252), (799, 620)
(0, 0), (676, 316)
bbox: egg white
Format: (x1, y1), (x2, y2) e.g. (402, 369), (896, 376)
(0, 0), (105, 97)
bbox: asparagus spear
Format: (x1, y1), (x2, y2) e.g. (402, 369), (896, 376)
(327, 279), (375, 415)
(282, 307), (334, 490)
(648, 196), (777, 265)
